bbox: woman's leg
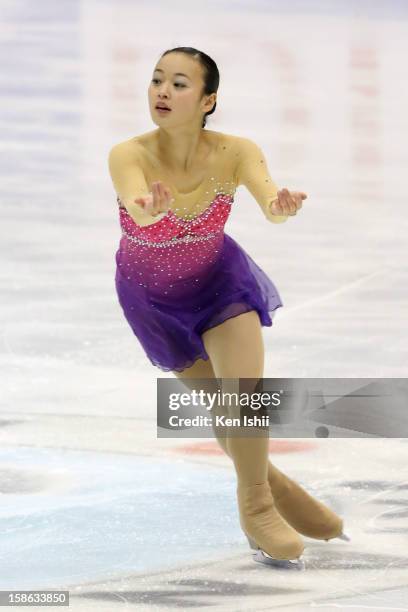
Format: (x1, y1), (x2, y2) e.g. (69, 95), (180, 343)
(201, 311), (269, 485)
(172, 356), (232, 453)
(173, 312), (266, 467)
(172, 314), (343, 543)
(200, 310), (304, 561)
(173, 313), (269, 478)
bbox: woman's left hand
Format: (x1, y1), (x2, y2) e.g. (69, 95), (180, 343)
(269, 188), (307, 216)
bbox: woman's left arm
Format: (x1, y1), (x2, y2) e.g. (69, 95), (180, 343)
(234, 137), (307, 223)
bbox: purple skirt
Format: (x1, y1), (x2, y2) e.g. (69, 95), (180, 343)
(115, 233), (283, 372)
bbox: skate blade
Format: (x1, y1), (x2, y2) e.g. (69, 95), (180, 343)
(252, 549), (305, 570)
(325, 531), (351, 542)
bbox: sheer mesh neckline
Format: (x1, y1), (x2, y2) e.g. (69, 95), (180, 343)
(140, 132), (223, 219)
(167, 191), (231, 223)
(166, 133), (221, 197)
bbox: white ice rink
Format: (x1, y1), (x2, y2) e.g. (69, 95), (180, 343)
(1, 0), (408, 610)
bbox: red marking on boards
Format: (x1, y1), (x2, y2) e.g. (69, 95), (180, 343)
(171, 440), (316, 456)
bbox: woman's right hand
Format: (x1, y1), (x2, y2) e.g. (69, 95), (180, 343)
(134, 181), (174, 217)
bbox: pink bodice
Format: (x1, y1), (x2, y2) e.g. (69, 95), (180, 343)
(117, 192), (233, 243)
(115, 193), (234, 300)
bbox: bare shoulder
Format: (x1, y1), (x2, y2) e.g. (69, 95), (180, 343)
(221, 133), (263, 164)
(218, 133), (256, 179)
(230, 134), (260, 150)
(109, 130), (243, 166)
(221, 132), (241, 144)
(112, 131), (164, 169)
(212, 131), (244, 170)
(134, 129), (238, 156)
(216, 130), (241, 151)
(108, 135), (146, 163)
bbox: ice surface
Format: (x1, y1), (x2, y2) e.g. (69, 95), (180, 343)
(1, 0), (407, 609)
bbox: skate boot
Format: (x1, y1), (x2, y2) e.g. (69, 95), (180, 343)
(267, 463), (350, 542)
(209, 422), (349, 543)
(238, 481), (305, 569)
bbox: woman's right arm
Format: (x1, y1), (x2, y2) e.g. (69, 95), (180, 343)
(108, 142), (169, 227)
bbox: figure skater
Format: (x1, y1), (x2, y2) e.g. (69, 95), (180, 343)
(108, 46), (348, 569)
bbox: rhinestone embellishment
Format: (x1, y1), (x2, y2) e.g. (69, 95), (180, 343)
(121, 227), (222, 248)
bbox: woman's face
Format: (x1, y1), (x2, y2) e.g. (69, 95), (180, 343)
(148, 53), (212, 128)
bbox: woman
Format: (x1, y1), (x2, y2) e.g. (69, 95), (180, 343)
(108, 46), (347, 569)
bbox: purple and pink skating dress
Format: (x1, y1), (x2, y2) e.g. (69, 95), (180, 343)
(112, 134), (284, 372)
